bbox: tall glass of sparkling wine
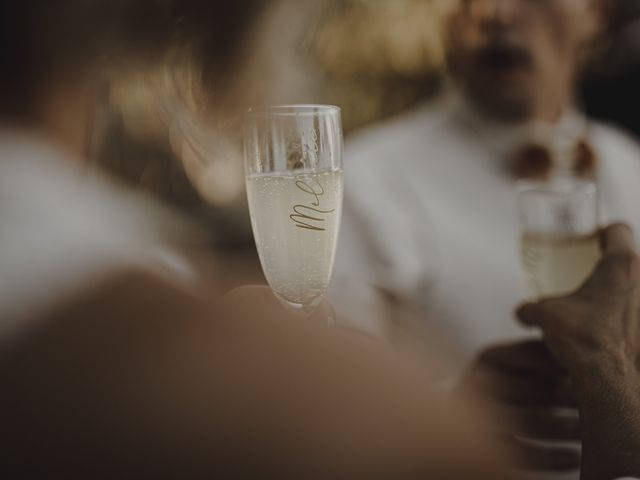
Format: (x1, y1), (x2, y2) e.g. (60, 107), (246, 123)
(518, 176), (600, 298)
(243, 105), (344, 314)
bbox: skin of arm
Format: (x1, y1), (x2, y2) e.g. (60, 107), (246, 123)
(0, 269), (508, 480)
(518, 224), (640, 480)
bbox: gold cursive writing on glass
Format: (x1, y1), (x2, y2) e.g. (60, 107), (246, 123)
(290, 178), (335, 231)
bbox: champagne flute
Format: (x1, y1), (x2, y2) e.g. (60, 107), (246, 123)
(243, 105), (344, 316)
(518, 176), (600, 298)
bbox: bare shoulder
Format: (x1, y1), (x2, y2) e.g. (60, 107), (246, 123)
(0, 274), (505, 479)
(0, 268), (216, 360)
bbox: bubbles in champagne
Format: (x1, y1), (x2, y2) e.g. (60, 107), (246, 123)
(246, 170), (344, 306)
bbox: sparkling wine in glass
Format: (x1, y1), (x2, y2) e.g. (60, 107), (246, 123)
(518, 176), (601, 298)
(244, 105), (344, 315)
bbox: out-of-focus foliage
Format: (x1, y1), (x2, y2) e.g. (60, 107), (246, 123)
(310, 0), (448, 132)
(94, 0), (449, 242)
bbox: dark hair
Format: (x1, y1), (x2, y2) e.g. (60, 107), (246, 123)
(0, 0), (267, 118)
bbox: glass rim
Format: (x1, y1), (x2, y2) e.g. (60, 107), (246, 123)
(246, 104), (341, 117)
(516, 176), (597, 197)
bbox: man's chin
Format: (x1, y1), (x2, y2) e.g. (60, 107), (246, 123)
(465, 82), (534, 123)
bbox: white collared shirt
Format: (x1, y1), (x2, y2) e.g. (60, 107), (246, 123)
(329, 93), (640, 370)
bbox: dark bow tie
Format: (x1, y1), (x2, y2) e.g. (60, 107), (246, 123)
(510, 139), (597, 180)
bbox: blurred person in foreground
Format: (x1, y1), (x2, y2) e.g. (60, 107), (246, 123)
(331, 0), (640, 360)
(0, 0), (514, 478)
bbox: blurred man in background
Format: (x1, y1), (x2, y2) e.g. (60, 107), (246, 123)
(332, 0), (640, 362)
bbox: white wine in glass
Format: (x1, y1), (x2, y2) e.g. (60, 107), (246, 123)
(244, 105), (344, 314)
(518, 177), (600, 297)
(521, 232), (600, 297)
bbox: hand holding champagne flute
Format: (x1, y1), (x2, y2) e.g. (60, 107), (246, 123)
(244, 105), (344, 317)
(518, 176), (601, 298)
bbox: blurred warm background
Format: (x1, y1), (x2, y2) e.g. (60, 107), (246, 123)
(90, 0), (640, 288)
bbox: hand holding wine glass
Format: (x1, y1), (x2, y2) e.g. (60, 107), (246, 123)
(518, 176), (600, 298)
(517, 224), (640, 479)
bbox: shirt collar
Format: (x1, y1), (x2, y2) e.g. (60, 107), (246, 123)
(444, 87), (589, 173)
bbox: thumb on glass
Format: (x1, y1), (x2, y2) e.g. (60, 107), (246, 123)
(517, 223), (637, 328)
